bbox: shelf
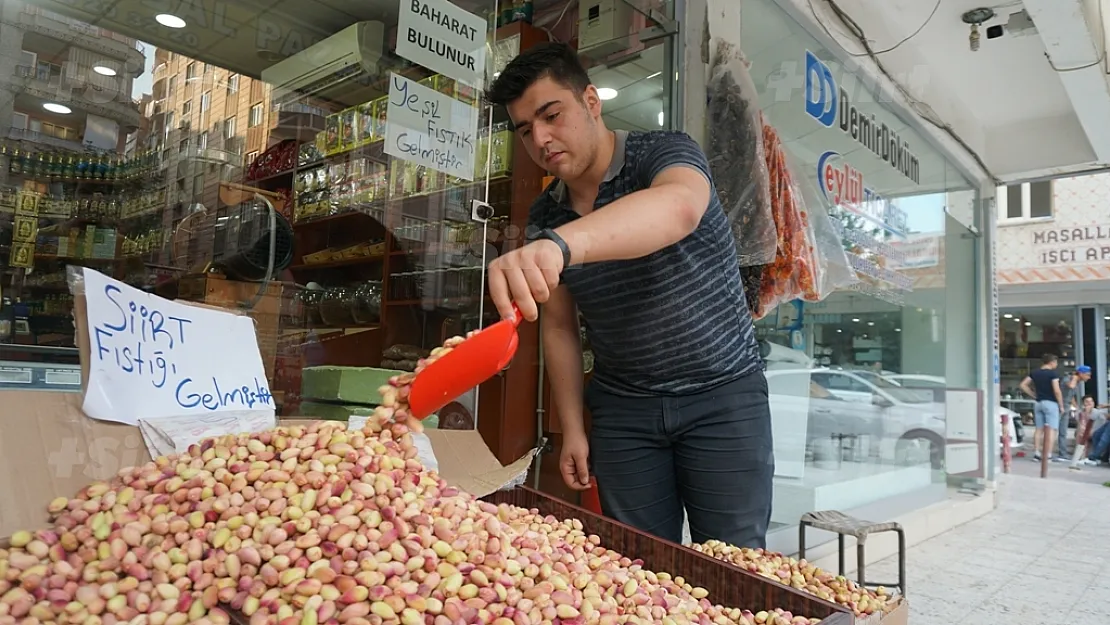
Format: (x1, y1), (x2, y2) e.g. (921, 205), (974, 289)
(293, 208), (387, 229)
(288, 255), (385, 271)
(250, 141), (389, 184)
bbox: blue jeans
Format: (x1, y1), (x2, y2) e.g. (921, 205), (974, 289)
(1034, 400), (1060, 430)
(586, 371), (774, 548)
(1088, 424), (1110, 462)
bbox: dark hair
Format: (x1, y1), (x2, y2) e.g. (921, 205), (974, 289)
(1084, 395), (1096, 402)
(485, 42), (592, 107)
(1042, 353), (1058, 364)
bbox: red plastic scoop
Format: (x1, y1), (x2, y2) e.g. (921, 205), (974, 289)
(409, 304), (524, 420)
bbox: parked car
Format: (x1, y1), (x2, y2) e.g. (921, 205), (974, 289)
(765, 368), (947, 469)
(885, 374), (1025, 446)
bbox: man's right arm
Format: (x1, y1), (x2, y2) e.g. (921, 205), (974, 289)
(543, 285), (585, 437)
(1019, 376), (1035, 399)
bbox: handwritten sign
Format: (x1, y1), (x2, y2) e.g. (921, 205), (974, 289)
(81, 268), (274, 425)
(384, 73), (478, 180)
(396, 0), (487, 86)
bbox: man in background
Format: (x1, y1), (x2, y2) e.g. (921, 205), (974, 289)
(1070, 395), (1106, 469)
(1019, 353), (1063, 462)
(1056, 365), (1092, 461)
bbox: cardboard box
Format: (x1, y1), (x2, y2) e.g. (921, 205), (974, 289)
(0, 399), (536, 537)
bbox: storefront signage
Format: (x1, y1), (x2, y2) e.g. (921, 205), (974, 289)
(396, 0), (487, 86)
(385, 73), (478, 180)
(891, 236), (940, 269)
(81, 268), (274, 426)
(1032, 224), (1110, 265)
(804, 51), (920, 185)
(817, 150), (908, 237)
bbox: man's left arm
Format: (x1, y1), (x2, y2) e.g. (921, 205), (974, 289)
(553, 134), (711, 265)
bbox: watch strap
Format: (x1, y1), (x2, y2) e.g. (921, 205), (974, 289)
(537, 228), (572, 271)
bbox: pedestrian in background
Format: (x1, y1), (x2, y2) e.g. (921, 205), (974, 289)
(1019, 353), (1064, 462)
(1070, 395), (1105, 469)
(1056, 364), (1092, 461)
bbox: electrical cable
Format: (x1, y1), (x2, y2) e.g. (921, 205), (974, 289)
(807, 0), (997, 183)
(810, 0), (941, 58)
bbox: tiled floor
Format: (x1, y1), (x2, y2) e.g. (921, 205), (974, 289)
(865, 468), (1110, 624)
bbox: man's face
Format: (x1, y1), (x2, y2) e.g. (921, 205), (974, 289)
(1084, 397), (1095, 410)
(506, 76), (602, 181)
(1080, 372), (1092, 382)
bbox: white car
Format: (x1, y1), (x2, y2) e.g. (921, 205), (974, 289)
(766, 368), (948, 469)
(885, 374), (1024, 448)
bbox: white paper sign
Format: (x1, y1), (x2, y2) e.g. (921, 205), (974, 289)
(396, 0), (487, 86)
(81, 268), (275, 426)
(384, 72), (478, 181)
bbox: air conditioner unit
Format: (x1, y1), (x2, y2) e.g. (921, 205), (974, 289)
(262, 21), (387, 108)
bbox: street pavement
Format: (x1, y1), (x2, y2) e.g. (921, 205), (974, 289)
(865, 448), (1110, 624)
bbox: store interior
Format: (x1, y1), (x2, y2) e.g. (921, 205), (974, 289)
(0, 0), (986, 541)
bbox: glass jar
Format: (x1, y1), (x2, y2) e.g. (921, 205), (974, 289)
(351, 281), (382, 325)
(319, 287), (357, 327)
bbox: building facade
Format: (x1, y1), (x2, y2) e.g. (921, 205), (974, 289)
(0, 2), (142, 158)
(996, 172), (1110, 406)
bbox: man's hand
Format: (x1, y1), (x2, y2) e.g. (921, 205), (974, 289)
(488, 239), (564, 322)
(559, 431), (591, 491)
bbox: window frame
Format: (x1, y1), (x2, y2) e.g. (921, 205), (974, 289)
(998, 181), (1054, 224)
(248, 103), (263, 128)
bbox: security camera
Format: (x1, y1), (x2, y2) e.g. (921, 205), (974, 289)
(471, 200), (494, 223)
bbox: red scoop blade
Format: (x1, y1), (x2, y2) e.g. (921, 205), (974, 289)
(409, 306), (523, 420)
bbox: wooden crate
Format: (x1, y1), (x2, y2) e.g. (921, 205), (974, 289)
(486, 487), (855, 625)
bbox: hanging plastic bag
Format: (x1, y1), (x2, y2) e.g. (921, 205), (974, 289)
(751, 120), (859, 321)
(784, 150), (859, 301)
(706, 39), (776, 268)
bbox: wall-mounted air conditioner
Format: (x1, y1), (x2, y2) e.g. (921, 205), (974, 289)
(261, 21), (386, 107)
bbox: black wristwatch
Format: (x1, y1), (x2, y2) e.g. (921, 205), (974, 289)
(535, 228), (572, 271)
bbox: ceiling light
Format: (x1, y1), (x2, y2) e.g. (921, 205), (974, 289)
(155, 14), (186, 29)
(895, 328), (901, 332)
(1024, 322), (1032, 326)
(852, 318), (860, 323)
(596, 87), (618, 101)
(43, 103), (71, 114)
(837, 329), (843, 333)
(657, 111), (664, 126)
(93, 65), (116, 76)
(867, 322), (875, 326)
(1003, 313), (1013, 319)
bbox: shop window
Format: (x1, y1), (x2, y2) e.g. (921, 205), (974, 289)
(223, 117), (236, 139)
(186, 62), (196, 79)
(200, 91), (210, 112)
(248, 103), (263, 128)
(998, 181), (1053, 221)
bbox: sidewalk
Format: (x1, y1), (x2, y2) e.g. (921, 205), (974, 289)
(865, 467), (1110, 624)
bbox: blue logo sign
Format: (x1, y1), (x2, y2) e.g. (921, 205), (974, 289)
(803, 50), (921, 186)
(805, 50), (837, 128)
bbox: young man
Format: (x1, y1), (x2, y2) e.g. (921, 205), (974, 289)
(1056, 365), (1092, 460)
(1019, 353), (1064, 462)
(484, 42), (773, 547)
(1070, 395), (1106, 469)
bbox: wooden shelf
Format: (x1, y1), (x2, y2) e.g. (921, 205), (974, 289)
(289, 255), (384, 271)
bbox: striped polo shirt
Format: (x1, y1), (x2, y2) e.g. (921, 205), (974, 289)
(527, 129), (762, 396)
